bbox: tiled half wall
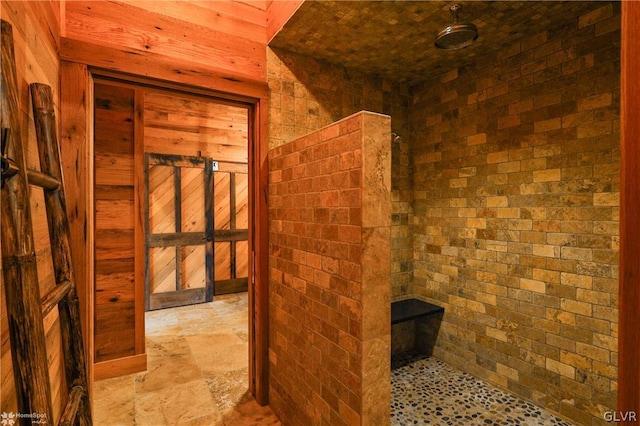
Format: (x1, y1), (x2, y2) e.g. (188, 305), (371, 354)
(268, 111), (391, 426)
(267, 47), (413, 301)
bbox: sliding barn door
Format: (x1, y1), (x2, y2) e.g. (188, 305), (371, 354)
(145, 154), (214, 310)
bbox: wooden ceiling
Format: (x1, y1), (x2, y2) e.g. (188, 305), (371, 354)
(269, 1), (613, 85)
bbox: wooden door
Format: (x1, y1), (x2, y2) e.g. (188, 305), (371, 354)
(145, 153), (214, 311)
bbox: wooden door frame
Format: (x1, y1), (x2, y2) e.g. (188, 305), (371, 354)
(60, 65), (270, 404)
(618, 0), (640, 418)
(60, 61), (95, 395)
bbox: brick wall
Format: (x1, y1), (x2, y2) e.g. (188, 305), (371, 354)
(268, 48), (413, 300)
(410, 4), (620, 424)
(268, 111), (391, 426)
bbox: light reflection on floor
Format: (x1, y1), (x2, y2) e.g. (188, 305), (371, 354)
(93, 292), (281, 426)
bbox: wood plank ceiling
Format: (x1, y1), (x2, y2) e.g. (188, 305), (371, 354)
(269, 1), (614, 85)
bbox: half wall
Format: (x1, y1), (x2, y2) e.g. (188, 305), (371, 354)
(268, 111), (391, 425)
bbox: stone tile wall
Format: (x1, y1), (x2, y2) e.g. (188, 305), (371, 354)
(410, 4), (620, 425)
(268, 111), (391, 425)
(268, 48), (413, 300)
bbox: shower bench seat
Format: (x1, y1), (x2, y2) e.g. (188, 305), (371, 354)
(391, 299), (444, 325)
(391, 299), (444, 356)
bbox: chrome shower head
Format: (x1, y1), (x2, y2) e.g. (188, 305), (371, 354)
(435, 4), (478, 50)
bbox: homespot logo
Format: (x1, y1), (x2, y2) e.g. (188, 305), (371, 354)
(604, 411), (638, 422)
(0, 412), (15, 426)
(1, 412), (48, 425)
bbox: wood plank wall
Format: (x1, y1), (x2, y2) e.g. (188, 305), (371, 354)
(144, 89), (249, 161)
(93, 82), (138, 363)
(0, 0), (66, 419)
(62, 1), (268, 88)
(60, 61), (94, 394)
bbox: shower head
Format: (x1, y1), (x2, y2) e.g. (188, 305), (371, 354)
(435, 4), (478, 50)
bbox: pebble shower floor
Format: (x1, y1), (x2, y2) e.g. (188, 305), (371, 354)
(391, 353), (574, 426)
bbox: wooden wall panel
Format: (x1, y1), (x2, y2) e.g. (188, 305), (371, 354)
(236, 241), (249, 278)
(64, 1), (267, 82)
(181, 167), (205, 233)
(93, 82), (137, 362)
(214, 173), (232, 230)
(118, 0), (267, 43)
(61, 37), (267, 99)
(95, 200), (134, 230)
(619, 0), (640, 418)
(1, 0), (65, 418)
(236, 173), (249, 229)
(144, 89), (249, 162)
(215, 242), (232, 280)
(149, 165), (176, 234)
(182, 245), (206, 290)
(60, 63), (94, 391)
(149, 247), (177, 294)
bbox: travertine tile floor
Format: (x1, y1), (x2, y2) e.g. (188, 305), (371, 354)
(93, 292), (281, 426)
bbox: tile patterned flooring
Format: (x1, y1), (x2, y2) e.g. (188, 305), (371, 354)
(93, 293), (281, 426)
(95, 295), (573, 426)
(391, 352), (574, 426)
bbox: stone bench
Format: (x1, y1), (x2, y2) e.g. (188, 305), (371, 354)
(391, 299), (444, 356)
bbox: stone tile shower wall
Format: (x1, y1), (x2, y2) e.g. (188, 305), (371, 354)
(268, 48), (413, 300)
(410, 4), (620, 425)
(268, 111), (391, 426)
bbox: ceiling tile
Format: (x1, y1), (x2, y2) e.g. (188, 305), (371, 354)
(270, 1), (612, 85)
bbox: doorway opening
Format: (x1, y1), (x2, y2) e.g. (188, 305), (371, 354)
(91, 73), (265, 408)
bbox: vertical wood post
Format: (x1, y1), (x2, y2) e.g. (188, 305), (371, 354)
(205, 158), (215, 302)
(60, 61), (94, 395)
(619, 1), (640, 419)
(134, 89), (146, 353)
(250, 97), (270, 405)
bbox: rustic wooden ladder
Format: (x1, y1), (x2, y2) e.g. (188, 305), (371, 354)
(1, 20), (92, 426)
